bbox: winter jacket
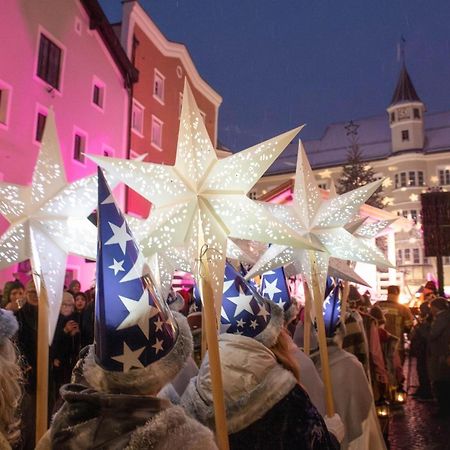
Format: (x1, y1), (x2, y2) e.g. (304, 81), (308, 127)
(36, 383), (217, 450)
(311, 343), (386, 450)
(181, 333), (336, 449)
(428, 309), (450, 382)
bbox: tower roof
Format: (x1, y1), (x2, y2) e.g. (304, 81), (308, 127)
(390, 64), (422, 105)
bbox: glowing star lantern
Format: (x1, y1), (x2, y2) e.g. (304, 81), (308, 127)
(247, 141), (391, 297)
(127, 214), (257, 303)
(0, 110), (102, 343)
(89, 81), (318, 314)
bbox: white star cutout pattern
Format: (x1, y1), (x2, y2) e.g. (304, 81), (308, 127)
(109, 258), (125, 275)
(236, 318), (246, 328)
(250, 319), (258, 330)
(111, 342), (145, 372)
(105, 220), (133, 254)
(116, 290), (159, 339)
(262, 278), (282, 301)
(227, 293), (254, 318)
(152, 338), (164, 354)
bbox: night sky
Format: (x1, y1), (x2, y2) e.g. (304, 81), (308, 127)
(99, 0), (450, 151)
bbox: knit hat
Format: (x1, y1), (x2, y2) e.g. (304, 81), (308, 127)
(260, 266), (298, 324)
(0, 308), (18, 344)
(221, 262), (283, 348)
(84, 168), (192, 394)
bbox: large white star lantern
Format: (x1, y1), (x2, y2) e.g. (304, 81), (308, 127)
(90, 81), (319, 313)
(247, 142), (393, 296)
(0, 111), (103, 342)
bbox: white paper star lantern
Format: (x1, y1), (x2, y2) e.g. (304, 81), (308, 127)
(90, 82), (318, 312)
(247, 141), (391, 296)
(0, 111), (107, 342)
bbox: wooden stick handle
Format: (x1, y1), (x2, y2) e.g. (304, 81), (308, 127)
(309, 256), (335, 417)
(303, 281), (312, 356)
(201, 307), (207, 360)
(341, 280), (350, 319)
(35, 281), (49, 443)
(200, 262), (230, 450)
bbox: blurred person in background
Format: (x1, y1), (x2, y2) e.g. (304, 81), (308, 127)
(428, 297), (450, 418)
(375, 285), (414, 364)
(0, 309), (22, 450)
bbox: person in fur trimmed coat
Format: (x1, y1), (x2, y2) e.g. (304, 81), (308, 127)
(36, 314), (216, 450)
(36, 169), (217, 450)
(182, 264), (342, 449)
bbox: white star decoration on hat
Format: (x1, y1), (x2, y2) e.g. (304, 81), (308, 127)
(247, 142), (392, 296)
(106, 221), (133, 254)
(0, 110), (109, 343)
(90, 81), (317, 314)
(262, 277), (282, 301)
(117, 290), (159, 339)
(227, 292), (254, 317)
(112, 342), (145, 372)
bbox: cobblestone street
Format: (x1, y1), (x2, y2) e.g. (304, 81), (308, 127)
(387, 358), (450, 450)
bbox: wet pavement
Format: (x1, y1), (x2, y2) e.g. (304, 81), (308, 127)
(387, 358), (450, 450)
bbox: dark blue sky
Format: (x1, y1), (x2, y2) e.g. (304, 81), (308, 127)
(100, 0), (450, 151)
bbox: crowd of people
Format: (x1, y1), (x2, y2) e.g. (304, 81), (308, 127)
(0, 274), (449, 450)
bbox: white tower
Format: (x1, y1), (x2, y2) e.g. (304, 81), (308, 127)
(387, 64), (425, 153)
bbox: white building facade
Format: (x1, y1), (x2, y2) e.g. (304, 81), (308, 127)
(255, 64), (450, 294)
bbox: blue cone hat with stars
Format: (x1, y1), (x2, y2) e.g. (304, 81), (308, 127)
(221, 262), (283, 348)
(83, 168), (192, 394)
(260, 266), (298, 323)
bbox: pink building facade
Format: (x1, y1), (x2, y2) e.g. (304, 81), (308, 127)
(0, 0), (137, 290)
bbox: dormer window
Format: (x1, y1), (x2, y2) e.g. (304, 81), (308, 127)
(390, 112), (395, 123)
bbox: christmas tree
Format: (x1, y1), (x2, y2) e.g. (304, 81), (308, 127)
(337, 121), (384, 209)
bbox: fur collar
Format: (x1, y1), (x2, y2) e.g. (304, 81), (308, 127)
(83, 312), (193, 395)
(181, 334), (297, 434)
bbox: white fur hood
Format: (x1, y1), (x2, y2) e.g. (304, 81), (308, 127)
(181, 333), (297, 434)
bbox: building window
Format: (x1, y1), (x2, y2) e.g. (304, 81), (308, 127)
(404, 249), (411, 262)
(390, 112), (395, 123)
(131, 100), (144, 136)
(400, 172), (407, 187)
(35, 112), (47, 142)
(418, 171), (424, 186)
(402, 210), (408, 218)
(397, 249), (403, 265)
(413, 108), (420, 119)
(408, 171), (416, 186)
(151, 116), (163, 150)
(37, 33), (62, 90)
(153, 70), (165, 104)
(401, 130), (409, 142)
(73, 132), (86, 163)
(410, 210), (418, 222)
(413, 248), (420, 264)
(438, 169), (450, 186)
(92, 80), (105, 109)
(0, 85), (11, 126)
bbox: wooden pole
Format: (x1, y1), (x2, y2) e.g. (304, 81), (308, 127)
(309, 254), (335, 417)
(199, 253), (230, 450)
(303, 281), (312, 356)
(201, 307), (207, 359)
(340, 280), (350, 319)
(35, 279), (49, 443)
